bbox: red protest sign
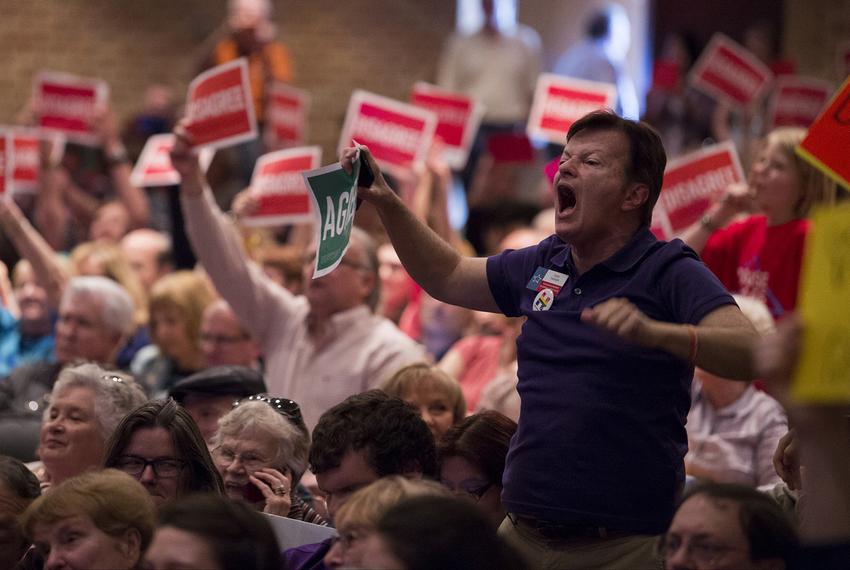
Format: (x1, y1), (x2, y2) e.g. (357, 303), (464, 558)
(265, 82), (310, 147)
(0, 133), (8, 197)
(650, 141), (745, 240)
(527, 74), (618, 144)
(243, 146), (322, 227)
(34, 71), (109, 145)
(797, 78), (850, 190)
(185, 58), (257, 150)
(410, 82), (483, 170)
(338, 90), (437, 179)
(767, 76), (833, 130)
(689, 33), (773, 108)
(652, 60), (681, 91)
(130, 134), (181, 188)
(9, 130), (41, 193)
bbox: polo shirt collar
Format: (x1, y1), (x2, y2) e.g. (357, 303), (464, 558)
(549, 226), (658, 274)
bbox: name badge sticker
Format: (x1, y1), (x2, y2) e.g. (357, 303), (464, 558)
(526, 266), (569, 294)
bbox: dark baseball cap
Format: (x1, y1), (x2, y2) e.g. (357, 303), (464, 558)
(169, 365), (267, 404)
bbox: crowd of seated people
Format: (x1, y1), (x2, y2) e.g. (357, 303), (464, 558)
(0, 2), (847, 567)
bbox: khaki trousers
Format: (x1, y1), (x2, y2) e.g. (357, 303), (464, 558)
(498, 515), (663, 570)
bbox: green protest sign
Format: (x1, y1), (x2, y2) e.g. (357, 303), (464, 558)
(303, 155), (361, 278)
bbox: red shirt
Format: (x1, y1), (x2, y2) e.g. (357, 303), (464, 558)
(701, 215), (809, 318)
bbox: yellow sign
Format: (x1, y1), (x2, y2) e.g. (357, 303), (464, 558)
(794, 203), (850, 402)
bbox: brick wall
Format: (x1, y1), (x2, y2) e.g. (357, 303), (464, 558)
(0, 0), (845, 159)
(0, 0), (455, 158)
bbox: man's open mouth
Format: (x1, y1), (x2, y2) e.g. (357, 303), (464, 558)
(557, 184), (577, 212)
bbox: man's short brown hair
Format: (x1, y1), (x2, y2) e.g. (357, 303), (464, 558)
(567, 110), (667, 225)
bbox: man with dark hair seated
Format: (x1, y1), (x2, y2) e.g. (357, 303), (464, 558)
(662, 482), (797, 570)
(283, 389), (438, 570)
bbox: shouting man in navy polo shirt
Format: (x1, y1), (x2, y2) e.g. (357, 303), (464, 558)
(342, 110), (757, 570)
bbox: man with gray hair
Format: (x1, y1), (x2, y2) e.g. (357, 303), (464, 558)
(0, 276), (136, 461)
(170, 130), (425, 428)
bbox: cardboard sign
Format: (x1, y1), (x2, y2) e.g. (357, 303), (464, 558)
(527, 73), (618, 144)
(0, 133), (8, 197)
(263, 512), (336, 552)
(8, 130), (41, 193)
(338, 90), (437, 179)
(185, 58), (257, 150)
(688, 33), (774, 107)
(793, 203), (850, 402)
(797, 78), (850, 190)
(265, 82), (310, 146)
(130, 134), (182, 187)
(650, 141), (745, 240)
(33, 71), (109, 145)
(652, 59), (681, 91)
(243, 146), (322, 227)
(410, 82), (484, 170)
(303, 153), (362, 278)
(130, 134), (215, 188)
(767, 76), (833, 130)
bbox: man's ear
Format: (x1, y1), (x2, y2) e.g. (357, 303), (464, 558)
(358, 269), (377, 304)
(622, 183), (649, 213)
(120, 527), (142, 561)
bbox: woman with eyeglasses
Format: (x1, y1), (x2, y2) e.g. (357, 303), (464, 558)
(438, 410), (517, 528)
(103, 399), (224, 508)
(211, 397), (326, 525)
(33, 363), (147, 491)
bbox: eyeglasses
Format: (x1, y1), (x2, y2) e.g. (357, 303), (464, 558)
(330, 527), (371, 551)
(213, 446), (273, 472)
(441, 480), (493, 501)
(199, 333), (252, 345)
(115, 455), (185, 478)
(657, 533), (748, 566)
(233, 394), (306, 432)
(102, 374), (125, 384)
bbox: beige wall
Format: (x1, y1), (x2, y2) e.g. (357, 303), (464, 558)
(784, 0), (850, 84)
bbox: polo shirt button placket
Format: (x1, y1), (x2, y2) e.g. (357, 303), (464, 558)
(573, 287), (582, 295)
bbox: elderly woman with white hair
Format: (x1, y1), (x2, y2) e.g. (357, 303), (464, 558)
(33, 362), (147, 490)
(211, 396), (326, 525)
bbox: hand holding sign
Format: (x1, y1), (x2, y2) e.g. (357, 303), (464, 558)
(170, 124), (204, 196)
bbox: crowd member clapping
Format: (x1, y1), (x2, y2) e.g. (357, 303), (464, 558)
(212, 396), (323, 524)
(131, 271), (216, 396)
(33, 363), (146, 490)
(438, 411), (517, 528)
(681, 127), (838, 319)
(358, 495), (528, 570)
(381, 363), (466, 440)
(20, 469), (155, 570)
(0, 456), (41, 568)
(145, 494), (282, 570)
(103, 399), (224, 508)
(323, 476), (449, 569)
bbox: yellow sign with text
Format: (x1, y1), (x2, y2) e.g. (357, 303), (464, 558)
(794, 203), (850, 402)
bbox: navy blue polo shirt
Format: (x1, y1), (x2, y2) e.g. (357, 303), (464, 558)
(487, 227), (735, 534)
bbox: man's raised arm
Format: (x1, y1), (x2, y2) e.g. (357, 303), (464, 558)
(342, 146), (499, 313)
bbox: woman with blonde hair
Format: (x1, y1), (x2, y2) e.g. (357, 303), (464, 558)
(381, 363), (466, 440)
(131, 271), (216, 396)
(21, 469), (156, 570)
(681, 127), (839, 319)
(320, 476), (449, 569)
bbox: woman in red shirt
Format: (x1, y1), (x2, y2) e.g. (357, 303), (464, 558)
(681, 128), (837, 318)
